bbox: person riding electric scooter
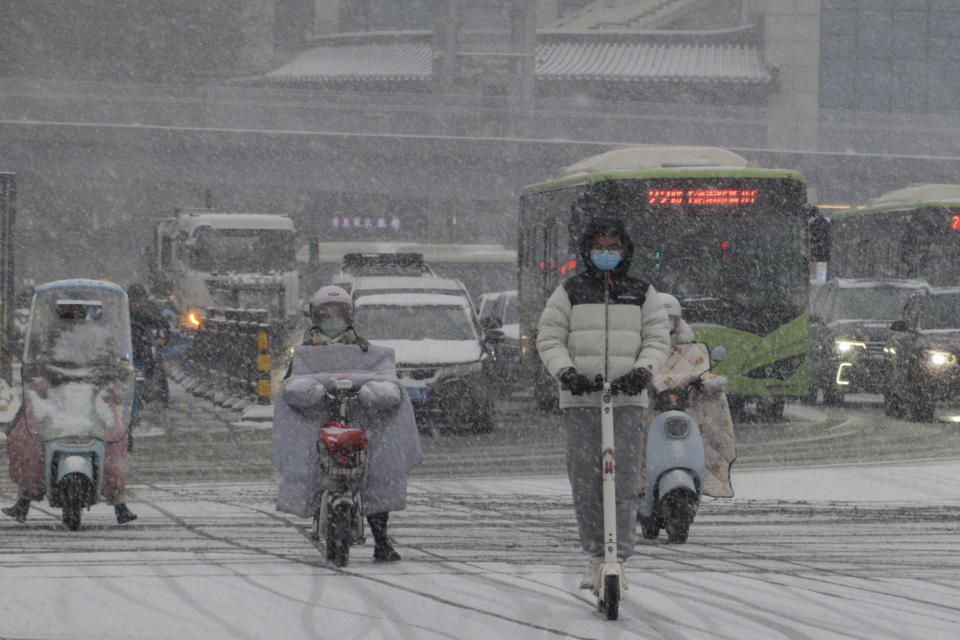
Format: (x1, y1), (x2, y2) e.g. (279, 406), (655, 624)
(637, 293), (736, 542)
(642, 293), (736, 498)
(536, 217), (671, 594)
(272, 286), (422, 563)
(3, 279), (138, 526)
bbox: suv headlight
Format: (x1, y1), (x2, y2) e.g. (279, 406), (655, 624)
(924, 349), (958, 367)
(834, 339), (866, 353)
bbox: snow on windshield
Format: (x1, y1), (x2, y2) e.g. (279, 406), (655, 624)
(354, 304), (477, 341)
(189, 228), (296, 273)
(919, 294), (960, 330)
(832, 286), (917, 321)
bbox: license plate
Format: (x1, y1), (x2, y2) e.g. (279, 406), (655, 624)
(406, 386), (428, 403)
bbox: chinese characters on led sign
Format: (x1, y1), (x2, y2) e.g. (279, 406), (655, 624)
(332, 216), (400, 231)
(648, 189), (759, 206)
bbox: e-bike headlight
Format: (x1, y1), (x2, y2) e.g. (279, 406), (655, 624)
(664, 417), (690, 439)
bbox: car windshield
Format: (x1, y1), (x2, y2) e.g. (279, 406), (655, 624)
(189, 228), (295, 272)
(918, 294), (960, 330)
(831, 286), (919, 321)
(355, 304), (477, 341)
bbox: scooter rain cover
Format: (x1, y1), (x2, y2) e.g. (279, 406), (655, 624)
(272, 344), (422, 518)
(21, 283), (135, 444)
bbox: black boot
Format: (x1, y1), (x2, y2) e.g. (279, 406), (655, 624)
(2, 498), (30, 523)
(368, 512), (400, 562)
(114, 503), (138, 524)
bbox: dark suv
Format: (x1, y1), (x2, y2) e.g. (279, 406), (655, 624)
(883, 287), (960, 422)
(809, 278), (930, 405)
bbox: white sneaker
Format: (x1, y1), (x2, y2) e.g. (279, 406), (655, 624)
(579, 556), (603, 590)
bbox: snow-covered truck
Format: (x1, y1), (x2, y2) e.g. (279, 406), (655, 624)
(153, 209), (299, 332)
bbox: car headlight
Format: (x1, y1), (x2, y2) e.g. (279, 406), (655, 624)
(925, 349), (957, 367)
(834, 339), (866, 353)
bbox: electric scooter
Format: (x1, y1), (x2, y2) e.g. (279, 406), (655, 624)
(312, 377), (368, 567)
(637, 344), (726, 544)
(594, 375), (624, 621)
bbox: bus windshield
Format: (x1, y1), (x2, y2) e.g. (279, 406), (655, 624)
(189, 228), (296, 273)
(623, 208), (806, 332)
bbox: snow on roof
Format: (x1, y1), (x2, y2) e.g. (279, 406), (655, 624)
(350, 275), (466, 292)
(834, 278), (931, 290)
(297, 242), (516, 263)
(561, 145), (751, 176)
(176, 212), (295, 232)
(36, 279), (125, 294)
(355, 293), (472, 308)
(867, 184), (960, 207)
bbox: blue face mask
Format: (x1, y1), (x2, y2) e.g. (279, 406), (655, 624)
(590, 250), (622, 271)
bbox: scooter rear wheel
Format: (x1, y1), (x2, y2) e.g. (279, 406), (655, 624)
(326, 502), (352, 568)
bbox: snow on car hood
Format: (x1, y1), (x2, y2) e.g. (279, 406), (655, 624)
(368, 339), (482, 365)
(827, 319), (895, 341)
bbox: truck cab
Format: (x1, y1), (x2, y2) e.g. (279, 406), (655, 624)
(154, 209), (299, 332)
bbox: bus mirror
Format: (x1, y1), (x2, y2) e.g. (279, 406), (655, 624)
(809, 211), (830, 262)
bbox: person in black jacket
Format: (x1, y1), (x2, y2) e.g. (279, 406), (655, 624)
(128, 284), (170, 407)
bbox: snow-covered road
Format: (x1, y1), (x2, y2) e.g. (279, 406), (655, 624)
(2, 461), (959, 640)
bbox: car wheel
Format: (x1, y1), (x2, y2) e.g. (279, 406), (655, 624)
(882, 390), (904, 418)
(908, 395), (935, 423)
(823, 388), (845, 406)
(756, 396), (785, 422)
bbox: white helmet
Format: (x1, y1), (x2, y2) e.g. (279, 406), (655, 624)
(658, 292), (682, 319)
(309, 285), (353, 323)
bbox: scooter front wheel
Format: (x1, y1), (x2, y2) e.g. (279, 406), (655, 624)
(601, 574), (620, 621)
(662, 489), (698, 544)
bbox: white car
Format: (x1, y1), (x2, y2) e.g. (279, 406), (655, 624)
(353, 291), (494, 433)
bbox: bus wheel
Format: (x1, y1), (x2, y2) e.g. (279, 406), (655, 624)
(756, 396), (785, 422)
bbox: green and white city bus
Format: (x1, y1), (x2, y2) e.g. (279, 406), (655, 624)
(828, 183), (960, 287)
(518, 146), (816, 420)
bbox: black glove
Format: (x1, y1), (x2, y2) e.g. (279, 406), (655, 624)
(559, 368), (593, 396)
(610, 367), (652, 396)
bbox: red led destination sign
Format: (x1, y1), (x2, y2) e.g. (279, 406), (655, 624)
(648, 188), (759, 206)
(952, 213), (960, 230)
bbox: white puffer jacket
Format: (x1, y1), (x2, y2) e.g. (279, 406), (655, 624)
(537, 274), (671, 409)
